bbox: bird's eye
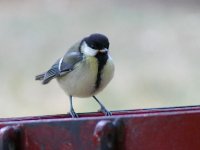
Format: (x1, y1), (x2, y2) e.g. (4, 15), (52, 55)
(90, 44), (95, 49)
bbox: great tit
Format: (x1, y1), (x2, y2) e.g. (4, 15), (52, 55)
(35, 33), (115, 118)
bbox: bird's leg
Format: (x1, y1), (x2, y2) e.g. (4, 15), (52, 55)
(69, 96), (78, 118)
(93, 96), (112, 116)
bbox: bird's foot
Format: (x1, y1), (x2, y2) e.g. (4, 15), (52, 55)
(99, 106), (112, 116)
(69, 109), (79, 118)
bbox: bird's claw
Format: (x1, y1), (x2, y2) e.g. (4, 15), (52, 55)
(99, 106), (112, 116)
(69, 109), (79, 118)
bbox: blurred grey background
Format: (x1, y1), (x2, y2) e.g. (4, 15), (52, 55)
(0, 0), (200, 117)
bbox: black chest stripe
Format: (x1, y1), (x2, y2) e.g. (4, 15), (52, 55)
(95, 52), (108, 89)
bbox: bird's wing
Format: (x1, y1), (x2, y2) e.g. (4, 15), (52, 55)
(41, 51), (83, 84)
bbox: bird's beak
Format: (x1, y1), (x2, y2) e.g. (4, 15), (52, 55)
(99, 48), (108, 53)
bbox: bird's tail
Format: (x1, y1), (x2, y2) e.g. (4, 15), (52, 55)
(35, 73), (45, 81)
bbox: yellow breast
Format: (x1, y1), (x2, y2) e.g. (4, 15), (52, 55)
(57, 56), (99, 97)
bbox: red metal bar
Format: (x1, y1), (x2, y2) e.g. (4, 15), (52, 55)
(0, 105), (200, 150)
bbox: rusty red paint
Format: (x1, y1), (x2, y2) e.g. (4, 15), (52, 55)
(93, 119), (124, 150)
(93, 120), (115, 150)
(0, 125), (22, 150)
(93, 120), (112, 144)
(0, 105), (200, 150)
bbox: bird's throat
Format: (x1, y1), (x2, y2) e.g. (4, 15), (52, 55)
(95, 52), (108, 89)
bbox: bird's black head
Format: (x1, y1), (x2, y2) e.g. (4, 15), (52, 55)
(84, 33), (109, 50)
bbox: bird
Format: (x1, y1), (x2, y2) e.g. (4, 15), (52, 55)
(35, 33), (115, 118)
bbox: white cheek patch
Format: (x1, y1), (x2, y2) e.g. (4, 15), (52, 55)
(81, 42), (97, 56)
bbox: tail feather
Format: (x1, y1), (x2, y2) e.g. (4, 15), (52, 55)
(35, 73), (55, 84)
(42, 75), (55, 84)
(35, 73), (45, 80)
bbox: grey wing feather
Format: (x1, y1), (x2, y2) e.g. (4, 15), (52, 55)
(35, 59), (60, 84)
(36, 48), (83, 84)
(42, 59), (60, 84)
(59, 41), (83, 74)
